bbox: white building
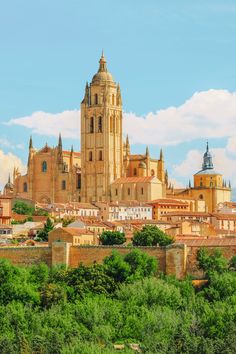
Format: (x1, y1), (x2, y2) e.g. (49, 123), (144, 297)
(96, 201), (153, 221)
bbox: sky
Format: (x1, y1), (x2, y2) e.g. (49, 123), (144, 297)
(1, 0), (236, 194)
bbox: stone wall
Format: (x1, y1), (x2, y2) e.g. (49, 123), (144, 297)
(0, 246), (51, 266)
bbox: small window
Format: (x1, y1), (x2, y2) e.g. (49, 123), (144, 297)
(151, 169), (155, 176)
(89, 151), (93, 161)
(62, 180), (66, 190)
(42, 161), (47, 172)
(199, 194), (204, 200)
(141, 187), (144, 195)
(99, 150), (103, 161)
(77, 174), (81, 189)
(128, 188), (130, 195)
(23, 182), (28, 192)
(95, 94), (98, 105)
(134, 168), (137, 176)
(90, 117), (94, 133)
(115, 188), (118, 196)
(98, 116), (102, 132)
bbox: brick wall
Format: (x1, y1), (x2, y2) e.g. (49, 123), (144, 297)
(0, 247), (51, 266)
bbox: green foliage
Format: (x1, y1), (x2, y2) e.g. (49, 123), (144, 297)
(197, 248), (229, 275)
(36, 217), (54, 241)
(0, 250), (236, 352)
(12, 201), (35, 216)
(132, 225), (173, 246)
(100, 231), (126, 245)
(62, 218), (76, 227)
(229, 255), (236, 270)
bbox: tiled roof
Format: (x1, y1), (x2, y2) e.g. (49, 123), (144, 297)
(164, 211), (210, 217)
(149, 198), (188, 205)
(175, 237), (236, 246)
(212, 213), (236, 220)
(62, 227), (93, 236)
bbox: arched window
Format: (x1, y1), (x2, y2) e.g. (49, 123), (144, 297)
(90, 117), (94, 133)
(89, 151), (93, 161)
(199, 194), (204, 200)
(23, 182), (28, 192)
(134, 168), (137, 176)
(77, 174), (81, 189)
(95, 93), (98, 105)
(62, 180), (66, 190)
(112, 94), (115, 105)
(99, 150), (103, 161)
(141, 187), (144, 195)
(151, 169), (155, 176)
(98, 116), (102, 132)
(42, 161), (47, 172)
(115, 188), (118, 196)
(128, 188), (130, 195)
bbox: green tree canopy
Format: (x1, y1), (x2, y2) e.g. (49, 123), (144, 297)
(100, 231), (126, 245)
(36, 218), (54, 242)
(132, 225), (173, 247)
(197, 248), (228, 276)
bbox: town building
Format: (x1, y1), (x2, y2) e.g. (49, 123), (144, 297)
(0, 195), (12, 225)
(95, 201), (152, 221)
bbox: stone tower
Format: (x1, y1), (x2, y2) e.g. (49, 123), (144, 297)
(80, 52), (123, 202)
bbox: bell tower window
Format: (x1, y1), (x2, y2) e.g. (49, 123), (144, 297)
(98, 116), (103, 132)
(90, 117), (94, 133)
(62, 180), (66, 190)
(89, 151), (93, 161)
(95, 94), (98, 105)
(99, 150), (103, 161)
(23, 182), (28, 192)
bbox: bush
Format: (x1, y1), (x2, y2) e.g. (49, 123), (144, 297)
(197, 248), (228, 275)
(132, 225), (173, 246)
(100, 231), (126, 245)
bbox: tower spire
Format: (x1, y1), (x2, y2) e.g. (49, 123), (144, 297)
(202, 142), (213, 170)
(146, 146), (150, 157)
(29, 136), (33, 149)
(98, 51), (107, 72)
(160, 148), (163, 160)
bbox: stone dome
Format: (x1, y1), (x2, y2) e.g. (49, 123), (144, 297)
(92, 70), (114, 83)
(91, 52), (114, 84)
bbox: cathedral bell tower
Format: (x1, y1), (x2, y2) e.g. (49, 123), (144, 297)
(81, 52), (123, 202)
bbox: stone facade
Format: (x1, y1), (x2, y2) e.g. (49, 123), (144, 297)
(8, 53), (165, 204)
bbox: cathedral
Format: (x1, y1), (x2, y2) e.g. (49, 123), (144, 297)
(6, 53), (166, 203)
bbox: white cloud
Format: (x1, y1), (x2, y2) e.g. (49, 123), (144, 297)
(0, 137), (24, 150)
(0, 150), (26, 191)
(173, 145), (236, 186)
(123, 89), (236, 145)
(5, 90), (236, 146)
(6, 110), (80, 139)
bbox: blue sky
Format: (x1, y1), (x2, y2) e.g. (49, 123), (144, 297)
(1, 0), (236, 190)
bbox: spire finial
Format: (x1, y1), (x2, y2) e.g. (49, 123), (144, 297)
(99, 51), (107, 72)
(206, 140), (209, 152)
(71, 145), (74, 153)
(58, 133), (62, 148)
(146, 146), (150, 157)
(8, 173), (11, 184)
(126, 134), (130, 146)
(29, 135), (33, 149)
(160, 148), (163, 160)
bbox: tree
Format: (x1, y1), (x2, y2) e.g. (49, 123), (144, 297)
(197, 248), (228, 275)
(99, 231), (126, 245)
(132, 225), (173, 247)
(12, 201), (34, 216)
(36, 218), (54, 241)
